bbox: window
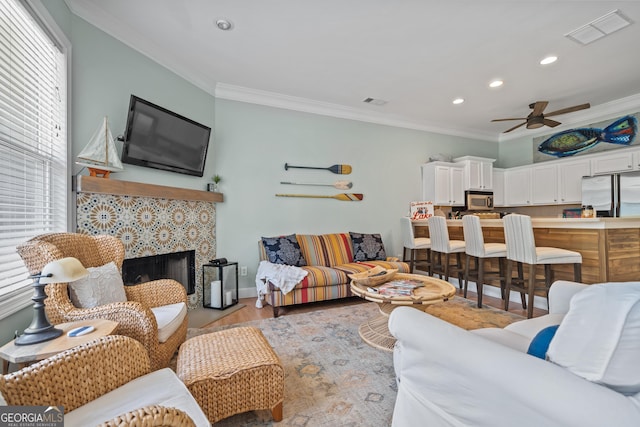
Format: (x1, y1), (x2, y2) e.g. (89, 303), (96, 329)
(0, 0), (68, 318)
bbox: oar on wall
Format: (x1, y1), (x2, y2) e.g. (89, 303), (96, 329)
(284, 163), (352, 175)
(276, 193), (364, 201)
(280, 180), (353, 190)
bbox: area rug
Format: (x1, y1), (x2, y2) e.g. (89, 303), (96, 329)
(184, 298), (524, 426)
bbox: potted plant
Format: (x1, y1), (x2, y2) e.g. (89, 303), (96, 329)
(209, 174), (222, 192)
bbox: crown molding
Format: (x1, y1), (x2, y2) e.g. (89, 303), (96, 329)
(498, 93), (640, 142)
(215, 83), (497, 142)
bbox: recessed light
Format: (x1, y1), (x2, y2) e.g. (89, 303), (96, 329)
(540, 56), (558, 65)
(453, 98), (464, 105)
(216, 19), (233, 31)
(489, 80), (503, 88)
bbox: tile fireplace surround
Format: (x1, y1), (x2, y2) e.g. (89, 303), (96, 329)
(75, 176), (223, 309)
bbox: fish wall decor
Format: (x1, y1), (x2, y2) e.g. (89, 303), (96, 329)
(537, 115), (638, 158)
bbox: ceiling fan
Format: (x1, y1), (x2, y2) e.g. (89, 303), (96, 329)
(492, 101), (591, 133)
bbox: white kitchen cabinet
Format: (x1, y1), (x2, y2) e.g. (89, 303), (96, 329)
(504, 167), (531, 206)
(492, 168), (505, 206)
(559, 158), (591, 204)
(591, 151), (634, 175)
(454, 156), (495, 190)
(531, 163), (558, 205)
(421, 162), (465, 207)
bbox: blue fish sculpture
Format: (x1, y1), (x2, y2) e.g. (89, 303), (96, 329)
(537, 116), (638, 157)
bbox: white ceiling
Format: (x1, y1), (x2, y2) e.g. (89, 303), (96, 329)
(64, 0), (640, 142)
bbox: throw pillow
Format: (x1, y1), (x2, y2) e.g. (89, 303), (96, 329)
(546, 282), (640, 394)
(261, 234), (307, 266)
(350, 232), (386, 261)
(68, 261), (127, 308)
(526, 325), (559, 359)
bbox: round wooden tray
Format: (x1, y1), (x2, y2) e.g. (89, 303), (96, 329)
(350, 273), (456, 306)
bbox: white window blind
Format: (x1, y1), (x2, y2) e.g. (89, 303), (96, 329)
(0, 0), (68, 318)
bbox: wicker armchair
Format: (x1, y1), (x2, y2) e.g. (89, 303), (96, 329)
(16, 232), (187, 371)
(0, 335), (198, 427)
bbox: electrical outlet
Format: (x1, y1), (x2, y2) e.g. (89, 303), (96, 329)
(240, 266), (248, 276)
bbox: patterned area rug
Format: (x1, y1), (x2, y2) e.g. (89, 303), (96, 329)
(184, 297), (524, 426)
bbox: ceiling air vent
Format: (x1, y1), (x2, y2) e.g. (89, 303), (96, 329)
(363, 97), (388, 106)
(565, 9), (632, 45)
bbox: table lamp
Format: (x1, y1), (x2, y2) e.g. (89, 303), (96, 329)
(15, 257), (89, 346)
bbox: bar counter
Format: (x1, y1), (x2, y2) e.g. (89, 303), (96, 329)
(413, 217), (640, 284)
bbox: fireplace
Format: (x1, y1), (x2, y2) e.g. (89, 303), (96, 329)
(122, 250), (196, 295)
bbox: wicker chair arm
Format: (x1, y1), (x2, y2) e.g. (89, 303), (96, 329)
(125, 279), (187, 308)
(98, 405), (196, 427)
(0, 335), (150, 412)
(58, 301), (158, 351)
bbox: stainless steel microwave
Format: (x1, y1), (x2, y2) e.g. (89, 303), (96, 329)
(464, 190), (494, 211)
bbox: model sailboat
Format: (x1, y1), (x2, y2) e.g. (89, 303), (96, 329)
(76, 116), (124, 178)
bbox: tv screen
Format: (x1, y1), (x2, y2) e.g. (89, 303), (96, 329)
(121, 95), (211, 177)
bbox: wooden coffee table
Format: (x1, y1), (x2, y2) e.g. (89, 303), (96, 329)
(350, 273), (456, 351)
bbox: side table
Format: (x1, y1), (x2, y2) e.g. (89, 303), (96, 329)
(0, 318), (118, 374)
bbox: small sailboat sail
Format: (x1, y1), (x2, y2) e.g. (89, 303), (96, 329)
(76, 116), (124, 178)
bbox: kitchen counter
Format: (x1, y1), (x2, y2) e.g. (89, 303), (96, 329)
(412, 216), (640, 283)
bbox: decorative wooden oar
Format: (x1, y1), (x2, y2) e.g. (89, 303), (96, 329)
(276, 193), (364, 201)
(284, 163), (352, 175)
(280, 180), (353, 190)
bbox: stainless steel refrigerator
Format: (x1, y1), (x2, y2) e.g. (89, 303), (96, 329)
(581, 172), (640, 217)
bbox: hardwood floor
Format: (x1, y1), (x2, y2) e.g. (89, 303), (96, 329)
(200, 287), (548, 329)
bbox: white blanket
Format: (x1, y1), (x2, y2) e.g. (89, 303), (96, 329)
(255, 260), (308, 308)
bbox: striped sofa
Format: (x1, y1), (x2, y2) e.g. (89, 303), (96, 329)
(259, 233), (410, 317)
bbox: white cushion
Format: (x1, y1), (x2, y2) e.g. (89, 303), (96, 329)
(68, 262), (127, 308)
(535, 247), (582, 264)
(65, 368), (209, 426)
(547, 282), (640, 394)
(151, 302), (187, 343)
(470, 328), (532, 352)
(504, 313), (566, 340)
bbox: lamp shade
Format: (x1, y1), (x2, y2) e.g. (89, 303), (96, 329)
(39, 257), (89, 284)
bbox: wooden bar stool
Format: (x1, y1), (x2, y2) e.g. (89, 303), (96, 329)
(428, 216), (465, 287)
(401, 217), (431, 274)
(462, 215), (507, 308)
(503, 214), (582, 318)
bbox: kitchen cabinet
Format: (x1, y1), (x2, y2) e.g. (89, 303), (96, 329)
(421, 162), (465, 206)
(492, 168), (505, 206)
(504, 167), (531, 206)
(591, 151), (634, 175)
(559, 158), (591, 203)
(454, 156), (495, 190)
(531, 163), (558, 204)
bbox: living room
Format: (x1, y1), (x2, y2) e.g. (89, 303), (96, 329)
(2, 1), (640, 425)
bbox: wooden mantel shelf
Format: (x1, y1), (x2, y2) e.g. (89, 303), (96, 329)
(75, 175), (223, 203)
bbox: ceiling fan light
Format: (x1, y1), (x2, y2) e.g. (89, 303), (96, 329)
(527, 116), (545, 129)
(489, 80), (503, 88)
(453, 98), (464, 105)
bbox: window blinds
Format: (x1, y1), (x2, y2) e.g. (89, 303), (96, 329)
(0, 0), (67, 317)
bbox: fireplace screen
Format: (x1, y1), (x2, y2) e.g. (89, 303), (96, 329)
(122, 250), (195, 294)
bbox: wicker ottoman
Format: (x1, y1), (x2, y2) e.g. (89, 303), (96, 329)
(176, 326), (284, 423)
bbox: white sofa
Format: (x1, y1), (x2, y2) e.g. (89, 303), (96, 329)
(388, 280), (640, 427)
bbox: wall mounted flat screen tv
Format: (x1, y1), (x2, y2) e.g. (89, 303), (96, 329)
(121, 95), (211, 177)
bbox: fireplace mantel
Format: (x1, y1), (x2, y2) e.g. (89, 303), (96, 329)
(75, 175), (223, 203)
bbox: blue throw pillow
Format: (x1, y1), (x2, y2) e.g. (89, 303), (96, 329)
(527, 325), (560, 359)
(261, 234), (307, 266)
(350, 232), (387, 261)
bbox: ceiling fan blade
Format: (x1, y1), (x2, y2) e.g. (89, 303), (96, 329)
(491, 118), (527, 122)
(543, 118), (562, 128)
(504, 122), (526, 133)
(531, 101), (549, 116)
(545, 103), (591, 117)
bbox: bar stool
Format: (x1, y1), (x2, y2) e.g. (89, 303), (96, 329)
(401, 217), (431, 274)
(428, 216), (465, 287)
(462, 215), (507, 308)
(503, 213), (582, 318)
